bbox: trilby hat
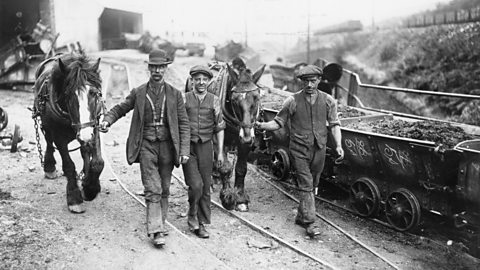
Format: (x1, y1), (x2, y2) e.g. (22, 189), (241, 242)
(146, 49), (172, 65)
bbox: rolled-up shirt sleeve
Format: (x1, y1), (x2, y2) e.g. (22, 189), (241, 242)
(273, 96), (295, 128)
(326, 95), (341, 127)
(213, 95), (226, 132)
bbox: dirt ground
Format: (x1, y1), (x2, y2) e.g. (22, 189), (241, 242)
(1, 50), (479, 269)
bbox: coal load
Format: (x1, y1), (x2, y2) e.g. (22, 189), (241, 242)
(346, 119), (474, 149)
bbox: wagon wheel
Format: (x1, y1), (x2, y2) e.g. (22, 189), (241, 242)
(0, 107), (8, 132)
(385, 188), (421, 231)
(271, 148), (290, 180)
(10, 125), (21, 153)
(349, 177), (381, 217)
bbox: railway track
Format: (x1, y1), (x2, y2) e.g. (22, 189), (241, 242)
(250, 164), (479, 255)
(101, 150), (399, 270)
(250, 166), (450, 246)
(99, 58), (405, 269)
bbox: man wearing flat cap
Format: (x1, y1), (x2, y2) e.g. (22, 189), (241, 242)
(255, 64), (344, 237)
(183, 65), (226, 238)
(100, 49), (190, 247)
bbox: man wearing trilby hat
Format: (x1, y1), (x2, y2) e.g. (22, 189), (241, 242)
(100, 49), (190, 248)
(255, 64), (344, 238)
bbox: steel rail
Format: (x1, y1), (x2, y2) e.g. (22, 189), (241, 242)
(250, 166), (401, 270)
(251, 166), (458, 258)
(338, 67), (480, 100)
(170, 173), (338, 270)
(360, 83), (480, 99)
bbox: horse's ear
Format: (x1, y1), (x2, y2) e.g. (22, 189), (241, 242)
(92, 58), (101, 71)
(58, 58), (66, 73)
(252, 64), (266, 84)
(226, 64), (238, 84)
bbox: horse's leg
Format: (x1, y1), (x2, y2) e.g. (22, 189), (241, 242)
(82, 132), (103, 201)
(43, 128), (59, 179)
(55, 137), (85, 213)
(79, 146), (90, 197)
(234, 143), (251, 211)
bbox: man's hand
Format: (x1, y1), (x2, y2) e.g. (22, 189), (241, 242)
(335, 146), (344, 163)
(216, 151), (224, 167)
(179, 155), (190, 164)
(99, 121), (110, 133)
(254, 121), (263, 130)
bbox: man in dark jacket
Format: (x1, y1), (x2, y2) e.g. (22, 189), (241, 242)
(183, 65), (226, 238)
(100, 49), (190, 247)
(255, 65), (344, 237)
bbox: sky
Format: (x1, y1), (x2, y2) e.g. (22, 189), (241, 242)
(98, 0), (452, 46)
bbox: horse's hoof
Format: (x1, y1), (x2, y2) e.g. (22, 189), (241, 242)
(235, 203), (249, 212)
(44, 171), (60, 179)
(68, 204), (86, 213)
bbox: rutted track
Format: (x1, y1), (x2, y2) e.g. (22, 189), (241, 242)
(98, 57), (409, 270)
(1, 51), (478, 269)
(96, 53), (479, 270)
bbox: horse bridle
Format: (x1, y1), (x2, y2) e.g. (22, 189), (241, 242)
(225, 87), (260, 129)
(70, 88), (106, 131)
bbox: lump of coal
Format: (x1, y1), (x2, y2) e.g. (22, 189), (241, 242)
(338, 104), (366, 118)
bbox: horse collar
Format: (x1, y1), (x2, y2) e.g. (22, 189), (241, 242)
(44, 77), (70, 121)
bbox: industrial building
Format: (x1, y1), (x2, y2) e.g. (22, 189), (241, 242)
(0, 0), (143, 51)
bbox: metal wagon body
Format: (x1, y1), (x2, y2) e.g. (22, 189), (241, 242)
(258, 105), (480, 232)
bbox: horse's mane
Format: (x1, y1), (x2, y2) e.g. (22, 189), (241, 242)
(51, 53), (102, 98)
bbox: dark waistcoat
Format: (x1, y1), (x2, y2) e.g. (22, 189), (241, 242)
(290, 90), (328, 149)
(185, 92), (215, 143)
(144, 84), (170, 141)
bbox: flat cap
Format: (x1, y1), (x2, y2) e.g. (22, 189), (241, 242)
(296, 64), (323, 79)
(189, 65), (213, 78)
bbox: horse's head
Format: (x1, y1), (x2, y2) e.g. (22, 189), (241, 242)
(52, 54), (103, 144)
(226, 63), (265, 144)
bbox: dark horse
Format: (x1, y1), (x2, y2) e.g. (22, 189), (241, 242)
(204, 61), (265, 211)
(33, 53), (104, 213)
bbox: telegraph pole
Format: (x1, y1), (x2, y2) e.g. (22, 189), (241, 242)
(371, 0), (376, 30)
(244, 3), (248, 47)
(306, 0), (311, 63)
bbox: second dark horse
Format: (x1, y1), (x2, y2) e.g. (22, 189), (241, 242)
(206, 61), (265, 211)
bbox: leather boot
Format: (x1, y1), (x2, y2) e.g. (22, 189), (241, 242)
(306, 224), (321, 237)
(195, 224), (209, 238)
(152, 232), (165, 247)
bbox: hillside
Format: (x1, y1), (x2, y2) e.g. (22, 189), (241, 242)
(293, 22), (480, 126)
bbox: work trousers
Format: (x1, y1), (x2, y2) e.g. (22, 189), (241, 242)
(182, 140), (213, 229)
(290, 142), (326, 225)
(139, 139), (174, 235)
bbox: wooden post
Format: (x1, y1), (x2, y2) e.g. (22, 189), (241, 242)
(348, 73), (358, 106)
